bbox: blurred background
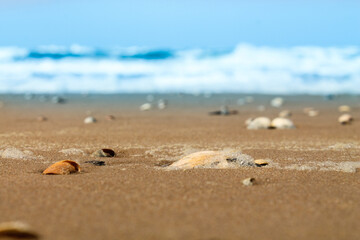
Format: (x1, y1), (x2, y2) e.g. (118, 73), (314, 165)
(0, 0), (359, 94)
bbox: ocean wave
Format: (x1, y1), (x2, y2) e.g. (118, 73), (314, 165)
(0, 44), (359, 94)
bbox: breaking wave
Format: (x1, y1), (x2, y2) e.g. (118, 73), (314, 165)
(0, 44), (359, 94)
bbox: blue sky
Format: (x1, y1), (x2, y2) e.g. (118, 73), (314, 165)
(0, 0), (359, 49)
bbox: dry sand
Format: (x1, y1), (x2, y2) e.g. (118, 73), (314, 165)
(0, 94), (359, 240)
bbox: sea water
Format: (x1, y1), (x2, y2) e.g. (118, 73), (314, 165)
(0, 44), (359, 94)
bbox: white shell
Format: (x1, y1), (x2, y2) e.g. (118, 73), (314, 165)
(279, 110), (292, 118)
(157, 99), (167, 110)
(338, 105), (351, 112)
(338, 114), (353, 124)
(247, 117), (271, 129)
(84, 116), (96, 124)
(271, 97), (284, 108)
(271, 117), (295, 129)
(140, 103), (152, 111)
(308, 110), (319, 117)
(167, 150), (255, 170)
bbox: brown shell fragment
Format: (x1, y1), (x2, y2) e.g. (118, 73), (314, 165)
(254, 159), (269, 167)
(91, 149), (116, 157)
(43, 160), (80, 175)
(0, 221), (39, 239)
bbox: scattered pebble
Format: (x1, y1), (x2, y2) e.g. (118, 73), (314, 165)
(43, 160), (80, 175)
(59, 148), (85, 156)
(279, 110), (292, 118)
(140, 103), (152, 111)
(242, 178), (255, 186)
(0, 221), (39, 239)
(338, 105), (351, 112)
(303, 107), (314, 114)
(1, 148), (36, 160)
(37, 116), (47, 122)
(85, 160), (106, 166)
(84, 116), (97, 124)
(166, 150), (255, 170)
(51, 96), (66, 104)
(105, 115), (115, 121)
(91, 149), (116, 157)
(209, 106), (237, 116)
(338, 114), (353, 125)
(246, 117), (271, 129)
(157, 99), (168, 110)
(308, 110), (319, 117)
(271, 97), (284, 108)
(271, 117), (295, 129)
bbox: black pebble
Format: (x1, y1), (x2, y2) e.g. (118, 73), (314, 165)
(85, 160), (106, 166)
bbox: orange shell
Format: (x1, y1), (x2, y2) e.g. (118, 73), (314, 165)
(43, 160), (80, 175)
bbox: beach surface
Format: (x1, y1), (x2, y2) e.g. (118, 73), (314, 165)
(0, 94), (359, 240)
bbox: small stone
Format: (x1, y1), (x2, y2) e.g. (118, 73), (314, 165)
(242, 178), (255, 186)
(37, 116), (47, 122)
(308, 110), (319, 117)
(271, 97), (284, 108)
(279, 110), (292, 118)
(303, 107), (314, 114)
(0, 221), (39, 239)
(85, 160), (106, 166)
(105, 115), (115, 121)
(338, 114), (353, 125)
(338, 105), (351, 112)
(140, 103), (152, 111)
(84, 116), (97, 124)
(158, 99), (168, 110)
(51, 96), (66, 104)
(254, 159), (268, 167)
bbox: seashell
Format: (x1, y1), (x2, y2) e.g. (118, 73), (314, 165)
(43, 160), (80, 175)
(157, 99), (167, 110)
(247, 117), (271, 129)
(303, 107), (313, 114)
(279, 110), (292, 118)
(308, 110), (319, 117)
(271, 117), (295, 129)
(242, 178), (255, 186)
(254, 159), (268, 167)
(140, 103), (152, 111)
(91, 148), (116, 157)
(37, 116), (47, 121)
(338, 114), (353, 125)
(338, 105), (351, 112)
(167, 150), (255, 170)
(0, 221), (39, 239)
(105, 115), (115, 121)
(84, 116), (96, 124)
(271, 97), (284, 108)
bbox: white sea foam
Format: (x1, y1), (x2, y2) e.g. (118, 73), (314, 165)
(0, 44), (359, 94)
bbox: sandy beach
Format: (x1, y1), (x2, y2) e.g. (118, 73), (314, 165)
(0, 94), (359, 240)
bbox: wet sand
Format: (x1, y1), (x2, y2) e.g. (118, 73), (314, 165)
(0, 94), (360, 240)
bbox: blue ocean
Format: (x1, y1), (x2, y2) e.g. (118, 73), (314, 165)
(0, 44), (359, 94)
